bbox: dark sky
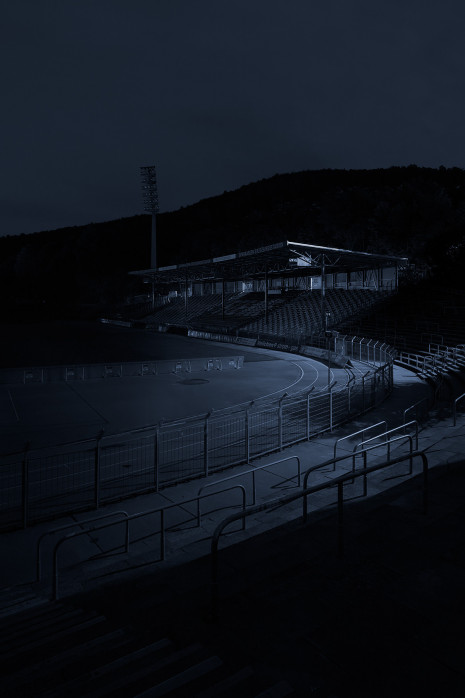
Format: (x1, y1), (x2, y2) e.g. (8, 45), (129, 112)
(2, 0), (464, 237)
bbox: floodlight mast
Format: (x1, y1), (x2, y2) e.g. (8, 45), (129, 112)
(140, 165), (159, 269)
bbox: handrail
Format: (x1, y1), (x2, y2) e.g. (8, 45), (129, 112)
(302, 434), (414, 504)
(197, 455), (301, 508)
(210, 451), (429, 619)
(453, 392), (465, 426)
(403, 398), (429, 425)
(353, 433), (415, 476)
(332, 421), (387, 471)
(353, 433), (413, 464)
(36, 510), (129, 582)
(51, 483), (246, 600)
(303, 434), (416, 493)
(354, 420), (419, 453)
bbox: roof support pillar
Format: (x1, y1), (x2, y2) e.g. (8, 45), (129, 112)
(264, 266), (268, 325)
(221, 279), (225, 320)
(321, 255), (326, 331)
(184, 271), (189, 323)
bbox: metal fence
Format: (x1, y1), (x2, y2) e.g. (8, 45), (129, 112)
(0, 336), (395, 531)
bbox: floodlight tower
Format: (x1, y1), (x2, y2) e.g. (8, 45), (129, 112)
(140, 165), (159, 269)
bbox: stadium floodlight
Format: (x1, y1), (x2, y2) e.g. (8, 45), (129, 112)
(140, 165), (159, 269)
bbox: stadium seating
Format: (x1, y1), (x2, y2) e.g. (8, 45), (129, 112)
(340, 284), (465, 352)
(244, 289), (388, 338)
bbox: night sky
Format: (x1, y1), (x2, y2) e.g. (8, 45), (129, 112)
(2, 0), (464, 238)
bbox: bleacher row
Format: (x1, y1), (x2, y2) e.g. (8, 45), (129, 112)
(340, 285), (465, 352)
(245, 289), (387, 336)
(138, 289), (389, 336)
(129, 283), (465, 357)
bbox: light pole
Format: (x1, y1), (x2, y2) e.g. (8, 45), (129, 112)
(140, 165), (159, 269)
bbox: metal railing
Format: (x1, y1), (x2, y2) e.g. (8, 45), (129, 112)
(453, 392), (465, 426)
(210, 451), (429, 619)
(403, 398), (430, 424)
(50, 483), (247, 599)
(50, 438), (419, 600)
(302, 433), (418, 512)
(0, 336), (395, 532)
(353, 420), (419, 459)
(332, 421), (388, 470)
(197, 456), (301, 509)
(36, 510), (129, 582)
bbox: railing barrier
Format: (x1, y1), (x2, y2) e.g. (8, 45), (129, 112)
(210, 451), (429, 620)
(51, 484), (247, 600)
(453, 392), (465, 426)
(36, 510), (129, 582)
(333, 420), (388, 471)
(197, 455), (301, 510)
(0, 335), (395, 532)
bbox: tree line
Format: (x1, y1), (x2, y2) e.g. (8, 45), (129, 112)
(1, 165), (464, 320)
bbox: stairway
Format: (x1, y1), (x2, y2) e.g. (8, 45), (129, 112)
(0, 599), (295, 697)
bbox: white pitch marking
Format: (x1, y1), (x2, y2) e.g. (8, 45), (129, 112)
(8, 389), (20, 421)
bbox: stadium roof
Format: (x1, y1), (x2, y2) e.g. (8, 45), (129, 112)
(130, 241), (409, 283)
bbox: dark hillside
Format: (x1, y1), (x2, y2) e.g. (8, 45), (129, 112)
(158, 165), (465, 267)
(1, 166), (465, 320)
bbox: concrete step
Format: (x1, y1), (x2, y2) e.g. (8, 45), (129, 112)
(0, 584), (49, 619)
(1, 628), (129, 694)
(1, 612), (108, 671)
(133, 655), (224, 697)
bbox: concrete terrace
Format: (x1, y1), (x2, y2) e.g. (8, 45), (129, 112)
(1, 361), (465, 696)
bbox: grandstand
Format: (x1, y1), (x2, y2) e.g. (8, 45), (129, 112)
(339, 282), (465, 352)
(130, 240), (407, 339)
(4, 240), (465, 696)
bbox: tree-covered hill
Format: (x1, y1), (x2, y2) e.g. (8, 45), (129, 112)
(1, 165), (465, 319)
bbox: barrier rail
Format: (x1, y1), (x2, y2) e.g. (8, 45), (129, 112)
(210, 451), (429, 619)
(0, 335), (395, 532)
(197, 456), (301, 512)
(302, 435), (418, 519)
(453, 392), (465, 426)
(403, 398), (430, 424)
(332, 421), (387, 470)
(51, 484), (246, 599)
(36, 509), (129, 582)
(354, 420), (419, 455)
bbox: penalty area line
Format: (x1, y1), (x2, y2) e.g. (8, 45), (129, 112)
(8, 389), (20, 421)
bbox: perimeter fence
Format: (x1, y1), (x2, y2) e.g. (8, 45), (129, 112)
(0, 335), (395, 531)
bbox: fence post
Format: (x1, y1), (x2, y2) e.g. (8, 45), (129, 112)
(204, 412), (211, 477)
(278, 393), (287, 450)
(94, 430), (104, 509)
(160, 508), (165, 561)
(22, 442), (30, 529)
(329, 386), (333, 431)
(306, 392), (311, 439)
(245, 405), (252, 461)
(154, 426), (159, 491)
(362, 375), (366, 412)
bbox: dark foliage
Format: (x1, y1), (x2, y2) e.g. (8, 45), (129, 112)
(1, 166), (464, 320)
